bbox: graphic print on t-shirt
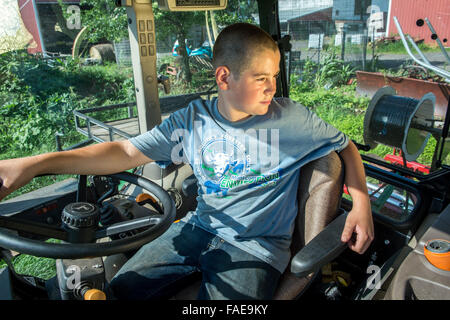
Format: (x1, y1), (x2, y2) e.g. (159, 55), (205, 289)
(196, 133), (281, 198)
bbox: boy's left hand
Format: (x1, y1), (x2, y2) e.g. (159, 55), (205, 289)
(338, 141), (375, 254)
(340, 207), (374, 254)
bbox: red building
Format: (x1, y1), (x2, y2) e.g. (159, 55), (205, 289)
(387, 0), (449, 47)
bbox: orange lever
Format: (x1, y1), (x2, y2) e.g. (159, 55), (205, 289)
(84, 289), (106, 300)
(424, 239), (450, 271)
(136, 193), (156, 204)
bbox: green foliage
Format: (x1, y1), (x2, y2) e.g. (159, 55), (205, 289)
(317, 53), (355, 88)
(290, 82), (369, 155)
(293, 53), (355, 91)
(153, 3), (204, 43)
(293, 59), (317, 91)
(291, 78), (368, 112)
(12, 254), (56, 280)
(214, 0), (258, 25)
(0, 50), (133, 153)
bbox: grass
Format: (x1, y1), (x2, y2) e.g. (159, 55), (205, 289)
(290, 83), (368, 142)
(374, 39), (450, 55)
(0, 239), (59, 280)
(6, 254), (57, 280)
(323, 36), (450, 56)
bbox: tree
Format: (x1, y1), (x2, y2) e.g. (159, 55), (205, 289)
(153, 3), (204, 83)
(214, 0), (257, 26)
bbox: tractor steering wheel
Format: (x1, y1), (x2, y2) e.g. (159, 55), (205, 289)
(0, 172), (176, 259)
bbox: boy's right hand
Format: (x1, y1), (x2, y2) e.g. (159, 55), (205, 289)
(0, 158), (37, 201)
(0, 141), (153, 202)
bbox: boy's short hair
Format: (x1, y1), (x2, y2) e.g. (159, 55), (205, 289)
(212, 23), (278, 78)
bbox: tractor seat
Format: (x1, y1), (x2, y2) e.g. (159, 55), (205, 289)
(171, 151), (348, 300)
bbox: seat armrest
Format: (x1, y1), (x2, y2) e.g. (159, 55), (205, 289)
(290, 212), (348, 278)
(182, 174), (198, 197)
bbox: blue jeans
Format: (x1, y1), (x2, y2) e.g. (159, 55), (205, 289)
(109, 220), (281, 300)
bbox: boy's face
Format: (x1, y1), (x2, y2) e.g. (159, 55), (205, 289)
(220, 48), (281, 120)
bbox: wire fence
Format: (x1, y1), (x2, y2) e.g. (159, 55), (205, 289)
(279, 0), (388, 76)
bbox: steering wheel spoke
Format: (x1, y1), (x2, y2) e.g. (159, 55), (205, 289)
(95, 215), (163, 239)
(0, 216), (69, 241)
(77, 175), (88, 202)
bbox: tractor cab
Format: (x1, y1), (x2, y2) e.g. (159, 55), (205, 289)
(0, 0), (449, 302)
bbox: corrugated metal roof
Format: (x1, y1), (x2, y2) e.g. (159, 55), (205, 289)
(279, 5), (331, 22)
(287, 6), (332, 22)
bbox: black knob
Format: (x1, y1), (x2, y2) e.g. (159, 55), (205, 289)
(62, 202), (100, 229)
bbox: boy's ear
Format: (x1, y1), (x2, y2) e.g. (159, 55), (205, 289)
(215, 66), (231, 90)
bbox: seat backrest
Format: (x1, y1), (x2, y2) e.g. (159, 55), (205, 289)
(292, 151), (345, 254)
(274, 151), (344, 300)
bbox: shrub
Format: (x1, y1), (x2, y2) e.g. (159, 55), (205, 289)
(293, 53), (355, 91)
(0, 51), (134, 153)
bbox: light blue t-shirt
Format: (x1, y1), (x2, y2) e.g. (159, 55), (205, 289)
(129, 97), (348, 272)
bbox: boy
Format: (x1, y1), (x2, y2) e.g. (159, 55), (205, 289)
(0, 23), (373, 299)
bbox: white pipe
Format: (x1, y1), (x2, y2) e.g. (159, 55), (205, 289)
(205, 11), (213, 48)
(406, 35), (430, 65)
(210, 10), (218, 41)
(424, 17), (450, 64)
(385, 0), (392, 37)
